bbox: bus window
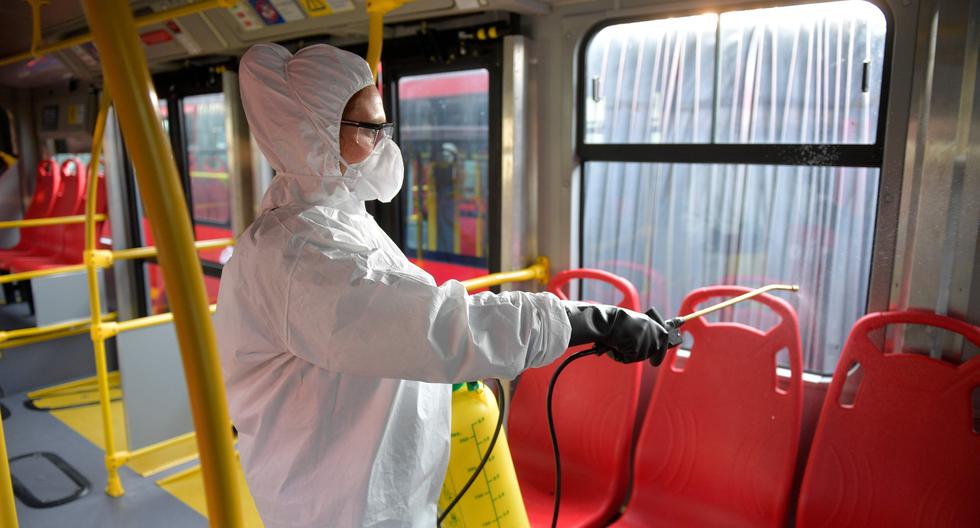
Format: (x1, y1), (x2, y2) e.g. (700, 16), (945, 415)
(580, 1), (888, 373)
(398, 69), (490, 284)
(156, 97), (169, 133)
(145, 93), (231, 313)
(183, 93), (232, 232)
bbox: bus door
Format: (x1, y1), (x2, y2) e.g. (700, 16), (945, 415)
(145, 66), (235, 314)
(377, 32), (503, 285)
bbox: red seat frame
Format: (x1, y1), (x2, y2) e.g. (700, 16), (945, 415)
(614, 286), (803, 528)
(508, 268), (643, 527)
(796, 311), (980, 528)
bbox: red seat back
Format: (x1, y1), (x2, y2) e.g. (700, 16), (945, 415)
(35, 159), (86, 256)
(796, 311), (980, 528)
(13, 159), (63, 252)
(27, 159), (62, 219)
(60, 165), (108, 263)
(623, 286), (803, 527)
(508, 269), (643, 526)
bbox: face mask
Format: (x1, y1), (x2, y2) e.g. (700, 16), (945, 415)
(342, 137), (405, 203)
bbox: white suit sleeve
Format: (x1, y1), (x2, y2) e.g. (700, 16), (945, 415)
(281, 240), (572, 383)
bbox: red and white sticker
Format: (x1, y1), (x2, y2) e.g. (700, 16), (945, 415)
(229, 1), (264, 31)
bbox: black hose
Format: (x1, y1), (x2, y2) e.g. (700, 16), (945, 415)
(547, 348), (600, 528)
(437, 378), (506, 526)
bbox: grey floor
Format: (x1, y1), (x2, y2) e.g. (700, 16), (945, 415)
(0, 302), (208, 527)
(3, 392), (208, 528)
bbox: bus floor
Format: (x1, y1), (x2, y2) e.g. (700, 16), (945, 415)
(0, 296), (208, 527)
(2, 389), (209, 527)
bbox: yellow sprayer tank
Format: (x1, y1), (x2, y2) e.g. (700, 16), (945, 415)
(439, 381), (530, 527)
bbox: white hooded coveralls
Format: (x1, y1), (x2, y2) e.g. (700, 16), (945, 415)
(215, 43), (572, 528)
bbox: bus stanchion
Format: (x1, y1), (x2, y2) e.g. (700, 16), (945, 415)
(83, 1), (243, 524)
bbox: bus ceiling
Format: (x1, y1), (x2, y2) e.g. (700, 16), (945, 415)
(0, 0), (552, 89)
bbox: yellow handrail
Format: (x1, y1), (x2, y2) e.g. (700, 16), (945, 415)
(96, 305), (218, 340)
(0, 239), (233, 285)
(461, 257), (551, 293)
(0, 214), (105, 229)
(0, 0), (236, 67)
(0, 326), (92, 350)
(109, 238), (234, 262)
(0, 411), (16, 528)
(0, 313), (116, 344)
(83, 1), (242, 523)
(0, 264), (88, 284)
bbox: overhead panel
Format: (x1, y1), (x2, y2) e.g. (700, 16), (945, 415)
(207, 0), (457, 45)
(226, 0), (354, 31)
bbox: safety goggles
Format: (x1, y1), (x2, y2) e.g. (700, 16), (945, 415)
(340, 119), (395, 146)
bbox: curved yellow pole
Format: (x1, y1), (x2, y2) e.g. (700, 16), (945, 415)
(0, 413), (16, 528)
(82, 1), (242, 525)
(82, 90), (125, 495)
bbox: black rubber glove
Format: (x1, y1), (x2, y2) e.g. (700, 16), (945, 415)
(562, 302), (671, 365)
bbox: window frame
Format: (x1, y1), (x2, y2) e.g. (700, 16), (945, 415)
(576, 0), (895, 166)
(575, 0), (896, 373)
(151, 64), (232, 278)
(380, 48), (505, 281)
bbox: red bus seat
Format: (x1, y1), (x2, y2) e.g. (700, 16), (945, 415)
(7, 160), (88, 272)
(796, 311), (980, 528)
(614, 286), (803, 528)
(508, 268), (643, 527)
(56, 173), (108, 264)
(0, 159), (62, 261)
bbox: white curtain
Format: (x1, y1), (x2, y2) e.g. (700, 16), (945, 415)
(581, 2), (887, 373)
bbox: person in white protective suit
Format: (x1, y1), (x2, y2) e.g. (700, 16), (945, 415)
(215, 42), (671, 528)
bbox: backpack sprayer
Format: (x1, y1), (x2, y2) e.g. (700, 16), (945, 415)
(438, 283), (799, 528)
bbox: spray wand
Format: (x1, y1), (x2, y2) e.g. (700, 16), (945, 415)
(547, 283), (800, 528)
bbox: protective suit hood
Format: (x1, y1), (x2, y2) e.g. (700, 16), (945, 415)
(239, 43), (376, 212)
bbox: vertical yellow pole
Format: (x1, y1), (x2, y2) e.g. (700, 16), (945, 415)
(0, 413), (17, 528)
(474, 160), (483, 259)
(426, 164), (437, 251)
(81, 2), (243, 526)
(415, 160), (424, 264)
(366, 11), (384, 82)
(84, 91), (124, 496)
(452, 161), (461, 255)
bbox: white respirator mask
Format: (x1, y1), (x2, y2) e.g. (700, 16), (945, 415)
(341, 137), (405, 203)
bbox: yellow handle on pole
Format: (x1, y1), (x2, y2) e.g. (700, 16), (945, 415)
(82, 1), (242, 525)
(460, 257), (550, 293)
(365, 0), (410, 81)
